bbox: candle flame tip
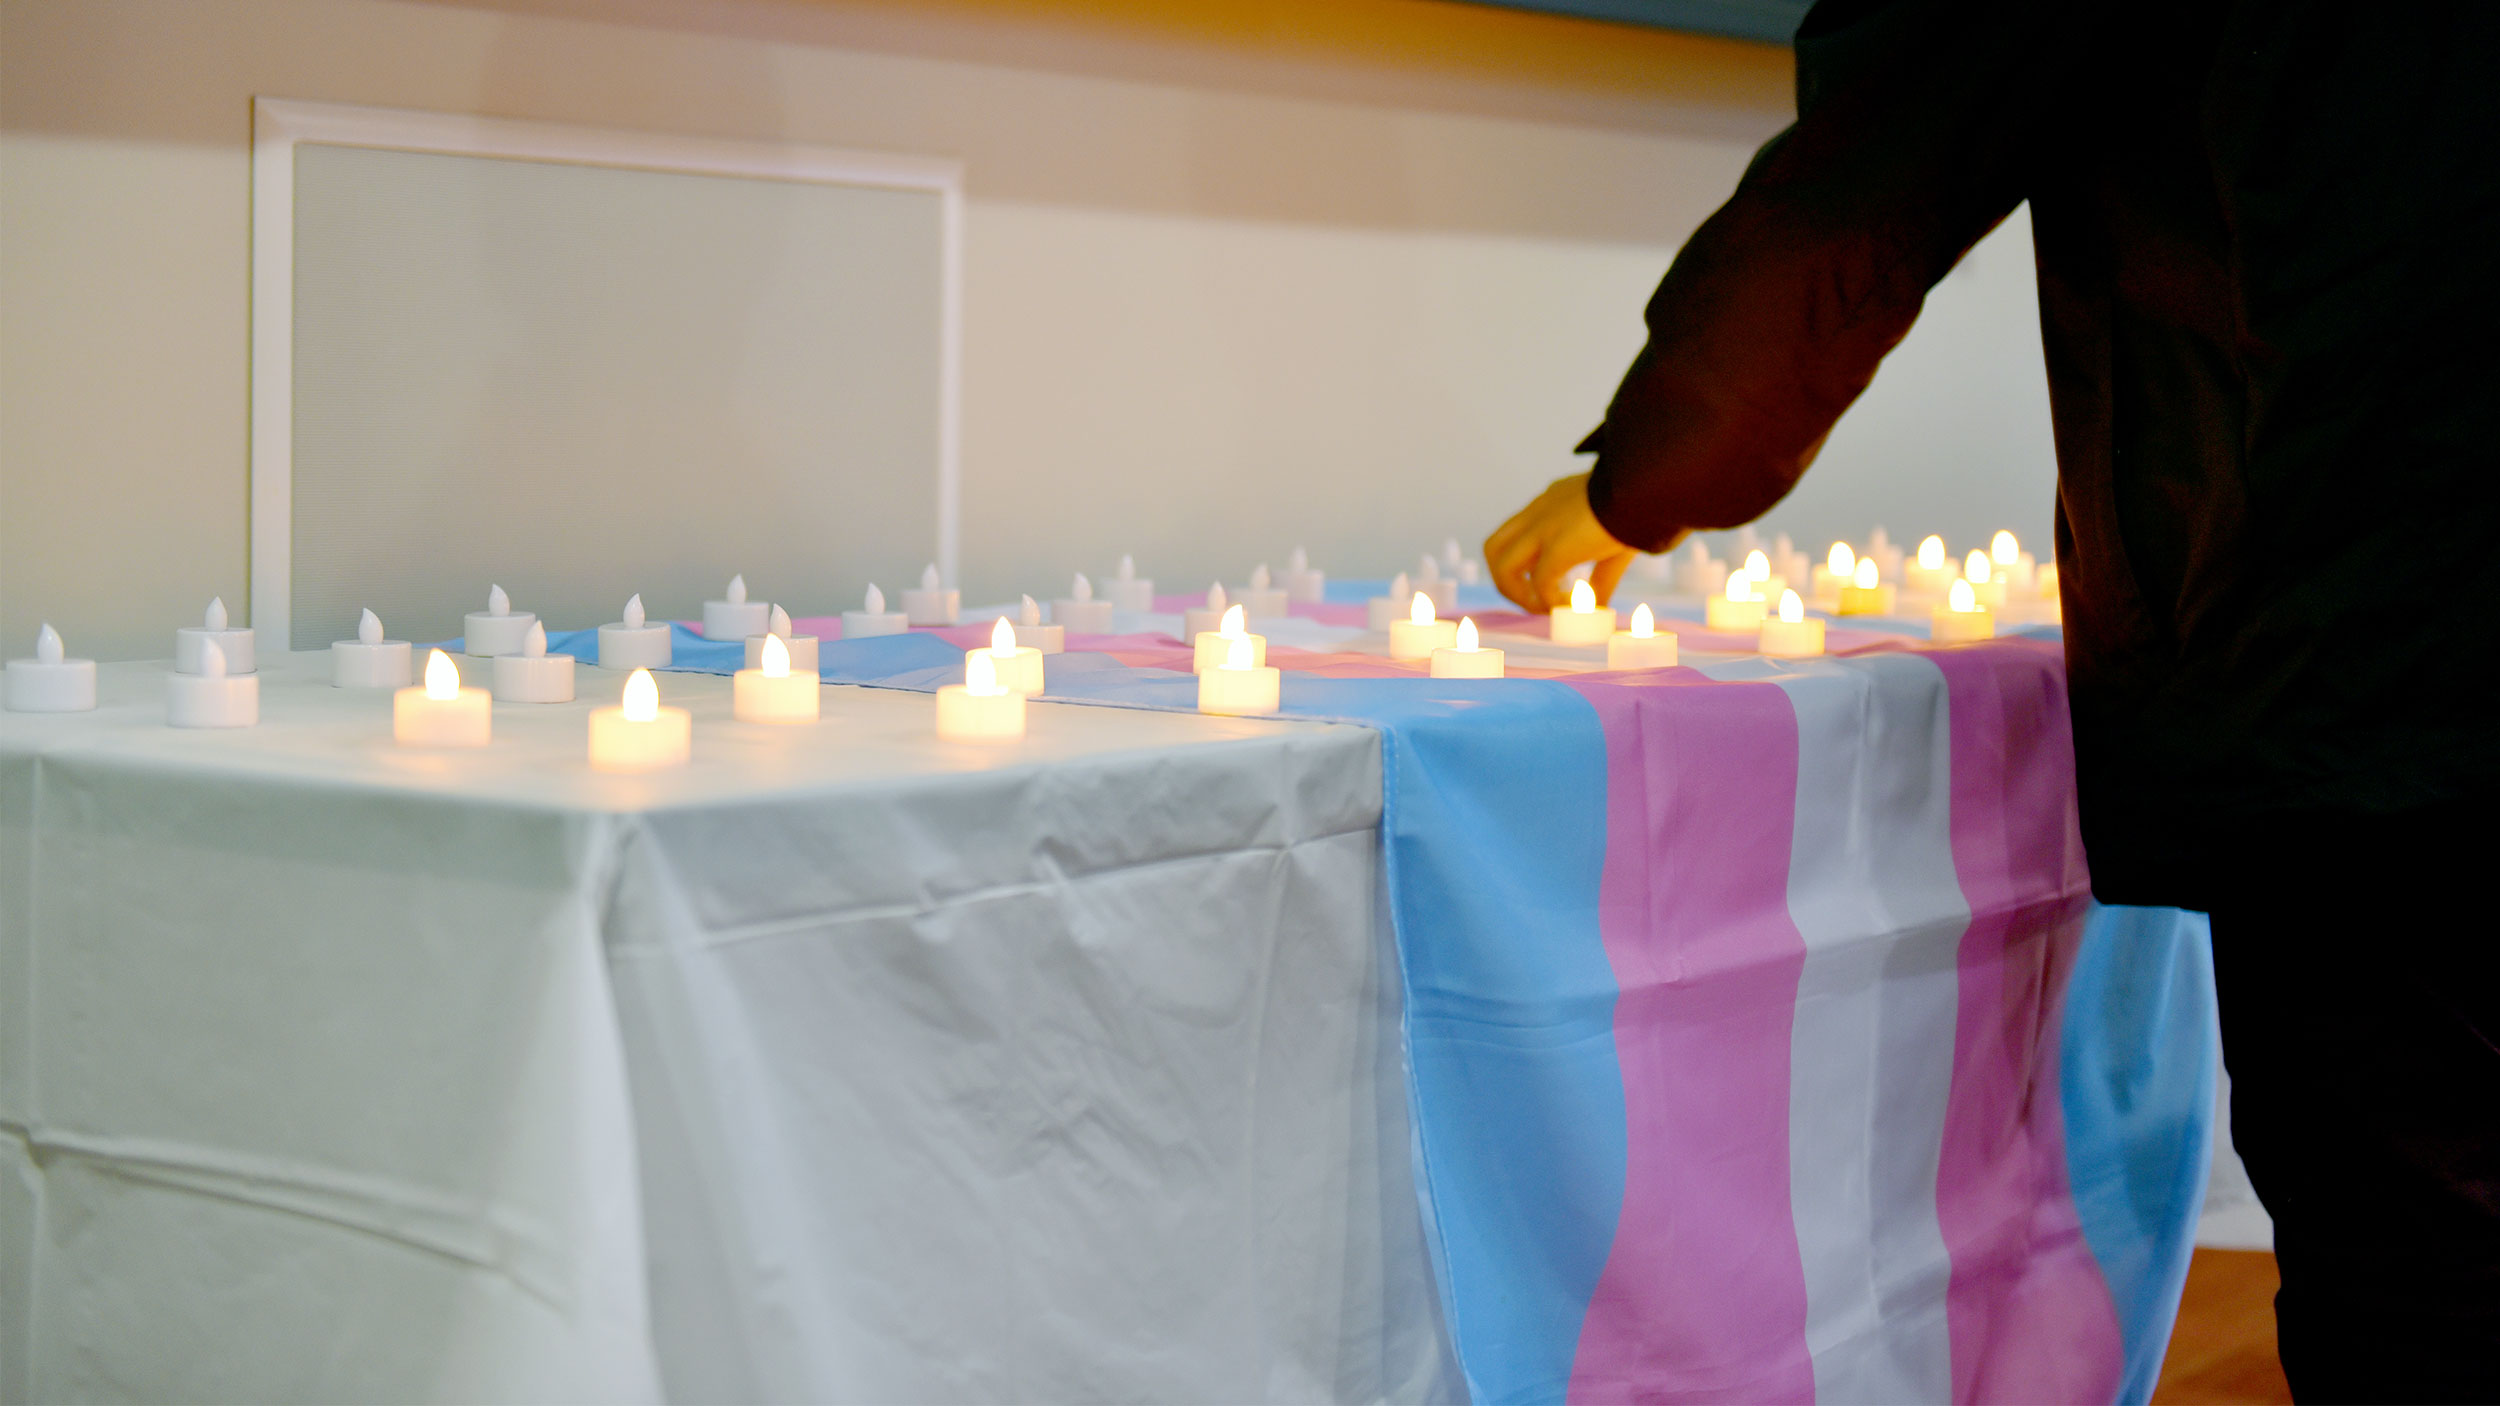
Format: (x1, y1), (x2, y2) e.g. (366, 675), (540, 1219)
(36, 623), (63, 662)
(424, 647), (457, 699)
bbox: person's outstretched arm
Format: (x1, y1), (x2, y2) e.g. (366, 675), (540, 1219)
(1488, 0), (2090, 612)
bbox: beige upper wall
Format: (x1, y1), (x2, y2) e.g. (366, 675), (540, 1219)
(1, 0), (1796, 657)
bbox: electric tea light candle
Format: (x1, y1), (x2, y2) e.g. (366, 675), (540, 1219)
(1991, 530), (2036, 591)
(1284, 547), (1326, 603)
(1864, 527), (1905, 582)
(1963, 550), (2006, 608)
(1368, 572), (1413, 631)
(1813, 543), (1856, 605)
(1838, 558), (1898, 616)
(734, 631), (820, 723)
(590, 668), (691, 770)
(936, 649), (1025, 740)
(1413, 555), (1458, 615)
(1759, 589), (1826, 658)
(1182, 584), (1233, 641)
(971, 616), (1044, 697)
(176, 597), (255, 675)
(1012, 595), (1064, 653)
(903, 564), (959, 626)
(398, 647), (492, 744)
(493, 621), (575, 703)
(1932, 579), (1996, 642)
(1108, 554), (1155, 613)
(1431, 616), (1504, 678)
(1706, 571), (1769, 631)
(1198, 632), (1281, 715)
(1607, 603), (1678, 670)
(465, 585), (536, 657)
(744, 604), (817, 673)
(1052, 574), (1115, 634)
(1389, 592), (1459, 662)
(1678, 540), (1729, 598)
(1773, 533), (1809, 590)
(1192, 604), (1267, 674)
(168, 638), (256, 728)
(1442, 537), (1483, 586)
(1740, 549), (1788, 604)
(6, 624), (97, 712)
(332, 608), (412, 688)
(601, 594), (673, 670)
(1905, 536), (1957, 597)
(1550, 577), (1616, 645)
(1233, 564), (1289, 621)
(844, 584), (909, 639)
(704, 575), (770, 641)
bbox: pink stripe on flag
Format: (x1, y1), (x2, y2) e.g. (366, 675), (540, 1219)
(1561, 672), (1817, 1404)
(1928, 640), (2118, 1403)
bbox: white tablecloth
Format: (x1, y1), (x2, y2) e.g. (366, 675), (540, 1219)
(1, 654), (1451, 1403)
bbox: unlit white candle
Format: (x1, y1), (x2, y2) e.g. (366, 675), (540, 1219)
(600, 593), (674, 670)
(6, 623), (97, 712)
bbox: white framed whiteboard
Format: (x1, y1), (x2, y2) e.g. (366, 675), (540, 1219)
(251, 98), (963, 649)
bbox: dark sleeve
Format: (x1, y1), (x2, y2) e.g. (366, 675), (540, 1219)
(1583, 0), (2091, 552)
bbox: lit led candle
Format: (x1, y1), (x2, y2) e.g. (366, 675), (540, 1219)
(1759, 589), (1826, 658)
(935, 649), (1026, 740)
(1442, 537), (1483, 586)
(1413, 555), (1459, 615)
(1389, 592), (1459, 661)
(1864, 527), (1905, 583)
(1838, 557), (1899, 615)
(903, 564), (959, 626)
(844, 583), (910, 639)
(1367, 572), (1413, 631)
(1812, 543), (1856, 605)
(1431, 616), (1504, 678)
(1607, 603), (1678, 670)
(1108, 554), (1155, 613)
(1197, 632), (1282, 715)
(733, 630), (820, 723)
(463, 584), (536, 657)
(176, 596), (256, 675)
(1052, 573), (1116, 634)
(1705, 571), (1768, 630)
(397, 646), (492, 742)
(1990, 530), (2037, 592)
(1740, 549), (1788, 605)
(744, 603), (818, 673)
(1932, 578), (1995, 642)
(1011, 594), (1064, 653)
(1284, 546), (1326, 603)
(969, 616), (1044, 697)
(493, 621), (575, 703)
(1182, 584), (1233, 641)
(6, 624), (97, 712)
(168, 638), (257, 728)
(1233, 563), (1289, 621)
(703, 574), (770, 640)
(1963, 550), (2006, 608)
(1550, 577), (1617, 644)
(331, 608), (412, 688)
(1905, 536), (1957, 597)
(589, 668), (691, 770)
(1192, 603), (1268, 674)
(1773, 533), (1810, 591)
(1679, 539), (1729, 598)
(2036, 562), (2061, 600)
(599, 594), (674, 670)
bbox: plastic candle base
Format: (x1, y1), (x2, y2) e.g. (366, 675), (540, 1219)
(1181, 605), (1231, 639)
(1192, 632), (1268, 673)
(1931, 608), (1995, 642)
(589, 706), (691, 769)
(842, 609), (910, 638)
(1108, 578), (1155, 613)
(1013, 623), (1065, 654)
(745, 635), (819, 674)
(1285, 568), (1326, 603)
(1197, 665), (1281, 715)
(936, 685), (1025, 739)
(1388, 619), (1458, 662)
(176, 626), (256, 676)
(6, 658), (97, 712)
(1837, 583), (1898, 616)
(1430, 645), (1504, 678)
(1968, 578), (2008, 608)
(704, 600), (770, 640)
(332, 640), (412, 688)
(492, 654), (575, 704)
(1549, 606), (1616, 645)
(1705, 596), (1768, 631)
(599, 623), (673, 669)
(394, 684), (493, 743)
(903, 588), (960, 627)
(1606, 633), (1678, 670)
(1759, 616), (1827, 658)
(965, 647), (1044, 697)
(1230, 588), (1289, 621)
(1052, 599), (1116, 634)
(1904, 565), (1957, 598)
(733, 669), (820, 722)
(167, 672), (258, 728)
(464, 612), (536, 657)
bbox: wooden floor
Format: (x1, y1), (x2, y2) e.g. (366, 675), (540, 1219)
(2153, 1249), (2293, 1404)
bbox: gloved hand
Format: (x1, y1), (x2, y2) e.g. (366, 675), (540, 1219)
(1484, 472), (1649, 613)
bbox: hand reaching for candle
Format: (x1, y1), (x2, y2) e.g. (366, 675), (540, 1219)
(1485, 472), (1644, 613)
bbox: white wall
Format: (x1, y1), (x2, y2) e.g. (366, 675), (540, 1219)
(0, 0), (2055, 656)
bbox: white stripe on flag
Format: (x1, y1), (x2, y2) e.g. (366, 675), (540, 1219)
(1762, 652), (1964, 1401)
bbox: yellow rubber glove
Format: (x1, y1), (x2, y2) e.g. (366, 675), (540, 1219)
(1484, 472), (1646, 613)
